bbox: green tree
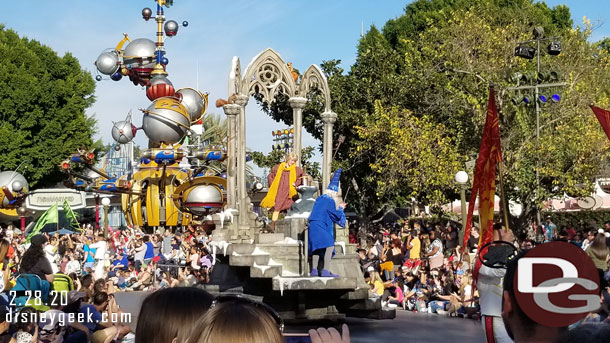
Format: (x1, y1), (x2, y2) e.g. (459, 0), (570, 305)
(0, 26), (99, 187)
(251, 146), (321, 180)
(248, 0), (609, 230)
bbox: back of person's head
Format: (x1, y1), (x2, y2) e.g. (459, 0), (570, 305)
(80, 274), (93, 288)
(93, 279), (107, 293)
(14, 306), (36, 332)
(93, 292), (109, 306)
(136, 287), (214, 343)
(589, 233), (609, 260)
(503, 251), (569, 340)
(143, 235), (150, 243)
(184, 299), (283, 343)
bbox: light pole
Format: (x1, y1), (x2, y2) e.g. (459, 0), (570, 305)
(511, 26), (566, 226)
(101, 197), (110, 239)
(455, 171), (469, 243)
(18, 206), (27, 230)
(271, 128), (294, 153)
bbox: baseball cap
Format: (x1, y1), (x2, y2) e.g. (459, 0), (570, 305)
(367, 266), (375, 272)
(30, 234), (48, 247)
(67, 291), (86, 304)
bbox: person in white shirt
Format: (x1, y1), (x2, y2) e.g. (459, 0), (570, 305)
(89, 234), (108, 280)
(44, 236), (59, 274)
(477, 223), (514, 343)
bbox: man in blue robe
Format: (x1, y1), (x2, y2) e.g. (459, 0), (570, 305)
(308, 169), (346, 277)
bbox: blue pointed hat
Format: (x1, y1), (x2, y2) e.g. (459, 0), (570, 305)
(327, 168), (342, 192)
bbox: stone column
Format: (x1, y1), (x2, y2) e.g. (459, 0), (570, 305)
(320, 111), (337, 189)
(222, 104), (240, 210)
(234, 94), (250, 229)
(288, 97), (307, 166)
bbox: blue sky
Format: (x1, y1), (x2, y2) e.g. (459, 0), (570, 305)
(1, 1), (609, 175)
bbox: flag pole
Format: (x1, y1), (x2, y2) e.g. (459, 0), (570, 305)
(498, 161), (510, 232)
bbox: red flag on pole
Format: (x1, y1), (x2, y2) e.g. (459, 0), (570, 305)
(591, 105), (610, 141)
(462, 88), (503, 278)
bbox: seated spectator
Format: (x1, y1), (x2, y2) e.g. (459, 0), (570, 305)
(14, 306), (38, 343)
(0, 307), (13, 343)
(19, 235), (54, 283)
(79, 292), (130, 343)
(367, 268), (384, 297)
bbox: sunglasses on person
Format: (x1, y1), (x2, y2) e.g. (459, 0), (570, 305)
(211, 294), (284, 333)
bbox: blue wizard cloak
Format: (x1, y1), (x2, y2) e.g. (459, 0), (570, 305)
(308, 194), (346, 253)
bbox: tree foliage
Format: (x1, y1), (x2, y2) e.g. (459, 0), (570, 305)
(252, 0), (610, 229)
(251, 146), (321, 180)
(353, 102), (462, 205)
(0, 26), (99, 187)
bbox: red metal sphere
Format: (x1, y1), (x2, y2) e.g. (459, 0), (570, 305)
(146, 76), (175, 101)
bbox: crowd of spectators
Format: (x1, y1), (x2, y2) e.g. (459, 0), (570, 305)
(0, 222), (219, 343)
(354, 218), (610, 324)
(0, 214), (608, 342)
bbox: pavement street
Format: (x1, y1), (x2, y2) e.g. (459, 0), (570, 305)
(115, 290), (485, 342)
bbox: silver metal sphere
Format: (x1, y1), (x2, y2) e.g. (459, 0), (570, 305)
(184, 185), (223, 214)
(164, 20), (179, 36)
(0, 171), (28, 207)
(95, 75), (103, 81)
(111, 120), (136, 144)
(142, 7), (152, 20)
(11, 180), (24, 192)
(94, 51), (119, 75)
(176, 88), (205, 122)
(142, 97), (190, 145)
(123, 38), (156, 68)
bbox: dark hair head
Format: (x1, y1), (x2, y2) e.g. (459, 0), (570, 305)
(14, 307), (36, 331)
(135, 287), (214, 343)
(143, 235), (150, 243)
(93, 279), (107, 294)
(589, 233), (610, 260)
(80, 274), (93, 288)
(93, 292), (109, 306)
(19, 244), (46, 272)
(503, 251), (570, 336)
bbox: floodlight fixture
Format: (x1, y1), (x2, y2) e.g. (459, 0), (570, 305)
(547, 41), (561, 55)
(533, 26), (545, 39)
(551, 94), (561, 103)
(515, 45), (536, 59)
(539, 95), (548, 103)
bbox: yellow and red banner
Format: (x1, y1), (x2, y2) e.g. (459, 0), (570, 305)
(462, 88), (502, 259)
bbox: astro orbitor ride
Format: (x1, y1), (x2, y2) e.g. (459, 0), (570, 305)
(61, 0), (228, 229)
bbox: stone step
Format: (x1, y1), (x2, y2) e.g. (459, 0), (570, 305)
(250, 264), (282, 278)
(340, 297), (382, 310)
(229, 254), (271, 266)
(340, 287), (370, 301)
(256, 233), (286, 244)
(271, 276), (358, 293)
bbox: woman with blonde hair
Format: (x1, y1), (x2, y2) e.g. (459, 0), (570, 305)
(260, 152), (304, 231)
(368, 269), (384, 297)
(182, 295), (284, 343)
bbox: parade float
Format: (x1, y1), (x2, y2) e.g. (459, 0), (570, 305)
(57, 0), (393, 321)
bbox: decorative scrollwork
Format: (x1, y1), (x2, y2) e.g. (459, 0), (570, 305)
(299, 65), (332, 112)
(241, 48), (296, 103)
